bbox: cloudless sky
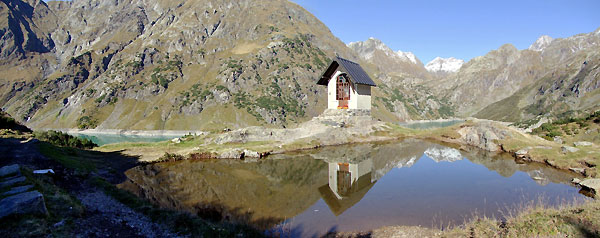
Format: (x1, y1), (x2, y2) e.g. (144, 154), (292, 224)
(291, 0), (600, 63)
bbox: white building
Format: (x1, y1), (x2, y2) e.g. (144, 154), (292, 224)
(317, 56), (376, 110)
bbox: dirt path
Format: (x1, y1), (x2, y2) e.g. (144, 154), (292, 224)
(75, 189), (182, 238)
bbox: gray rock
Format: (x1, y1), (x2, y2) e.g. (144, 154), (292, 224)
(574, 141), (593, 147)
(561, 146), (579, 153)
(553, 136), (563, 144)
(515, 149), (528, 157)
(3, 185), (34, 196)
(572, 178), (582, 184)
(0, 164), (20, 177)
(0, 176), (26, 188)
(242, 149), (260, 158)
(0, 191), (48, 218)
(569, 168), (585, 174)
(579, 179), (600, 195)
(218, 149), (243, 159)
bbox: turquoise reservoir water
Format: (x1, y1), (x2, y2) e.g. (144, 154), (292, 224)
(70, 133), (180, 146)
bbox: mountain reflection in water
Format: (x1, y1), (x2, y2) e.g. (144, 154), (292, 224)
(119, 139), (586, 236)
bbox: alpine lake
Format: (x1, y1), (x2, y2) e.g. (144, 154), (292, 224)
(110, 138), (589, 237)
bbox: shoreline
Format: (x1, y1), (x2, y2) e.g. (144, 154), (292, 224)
(37, 128), (207, 137)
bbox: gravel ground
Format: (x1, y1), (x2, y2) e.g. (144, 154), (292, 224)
(75, 190), (183, 238)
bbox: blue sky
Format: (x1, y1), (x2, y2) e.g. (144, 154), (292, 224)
(291, 0), (600, 63)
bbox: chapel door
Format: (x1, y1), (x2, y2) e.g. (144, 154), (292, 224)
(336, 75), (350, 109)
(337, 163), (351, 196)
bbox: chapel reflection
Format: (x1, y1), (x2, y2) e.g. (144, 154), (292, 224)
(319, 157), (376, 216)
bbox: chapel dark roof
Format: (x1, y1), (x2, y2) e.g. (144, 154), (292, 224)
(317, 56), (377, 87)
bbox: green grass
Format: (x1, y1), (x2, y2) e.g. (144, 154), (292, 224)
(445, 199), (600, 237)
(37, 142), (96, 173)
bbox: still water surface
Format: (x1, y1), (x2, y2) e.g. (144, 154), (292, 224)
(120, 139), (586, 237)
(398, 120), (464, 130)
(70, 133), (180, 146)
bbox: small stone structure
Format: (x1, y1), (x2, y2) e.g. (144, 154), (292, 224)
(317, 56), (377, 111)
(0, 164), (48, 218)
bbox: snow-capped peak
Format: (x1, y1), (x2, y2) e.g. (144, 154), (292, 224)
(528, 35), (554, 51)
(425, 57), (464, 73)
(347, 37), (418, 64)
(397, 51), (417, 64)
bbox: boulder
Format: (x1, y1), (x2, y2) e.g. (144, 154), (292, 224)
(515, 149), (528, 158)
(0, 164), (20, 177)
(242, 149), (260, 158)
(3, 185), (34, 196)
(579, 179), (600, 196)
(574, 141), (593, 147)
(553, 136), (563, 144)
(0, 176), (26, 188)
(0, 191), (48, 218)
(171, 138), (181, 143)
(218, 149), (243, 159)
(569, 168), (585, 174)
(561, 146), (579, 153)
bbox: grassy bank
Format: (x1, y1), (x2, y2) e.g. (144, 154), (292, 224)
(442, 199), (600, 237)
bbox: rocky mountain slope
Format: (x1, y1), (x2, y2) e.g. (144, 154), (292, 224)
(347, 38), (456, 121)
(0, 0), (460, 131)
(0, 0), (355, 130)
(469, 29), (600, 121)
(348, 28), (600, 123)
(1, 0), (598, 130)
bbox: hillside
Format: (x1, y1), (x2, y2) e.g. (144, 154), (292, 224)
(347, 28), (600, 123)
(0, 0), (461, 131)
(347, 38), (456, 121)
(0, 0), (352, 130)
(1, 0), (599, 130)
(473, 30), (600, 122)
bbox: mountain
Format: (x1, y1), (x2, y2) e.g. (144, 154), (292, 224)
(431, 28), (600, 118)
(347, 37), (456, 121)
(0, 0), (364, 130)
(1, 0), (598, 130)
(425, 57), (464, 73)
(472, 29), (600, 121)
(347, 37), (427, 78)
(528, 35), (553, 52)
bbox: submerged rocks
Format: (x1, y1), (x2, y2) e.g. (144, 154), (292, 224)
(0, 191), (48, 218)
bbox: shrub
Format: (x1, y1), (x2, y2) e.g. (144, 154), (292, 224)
(34, 130), (97, 149)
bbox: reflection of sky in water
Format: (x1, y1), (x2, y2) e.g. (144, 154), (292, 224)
(119, 139), (587, 238)
(70, 133), (179, 146)
(269, 145), (585, 237)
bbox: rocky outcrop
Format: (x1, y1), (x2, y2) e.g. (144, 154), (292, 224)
(455, 121), (510, 152)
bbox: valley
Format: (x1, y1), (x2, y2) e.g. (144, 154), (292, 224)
(1, 0), (599, 237)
